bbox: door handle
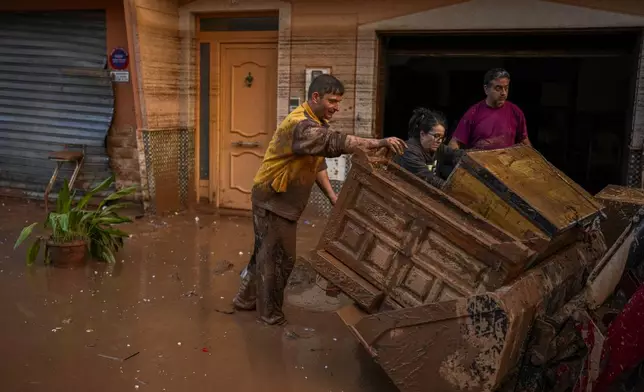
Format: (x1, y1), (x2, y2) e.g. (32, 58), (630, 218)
(232, 141), (260, 148)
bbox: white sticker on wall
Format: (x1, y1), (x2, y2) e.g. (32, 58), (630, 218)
(325, 155), (349, 181)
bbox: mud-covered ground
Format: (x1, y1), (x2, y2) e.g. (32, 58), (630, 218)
(0, 197), (397, 392)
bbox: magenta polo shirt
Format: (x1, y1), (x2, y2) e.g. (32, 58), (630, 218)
(452, 100), (528, 150)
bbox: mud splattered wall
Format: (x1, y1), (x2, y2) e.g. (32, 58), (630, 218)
(0, 0), (141, 196)
(106, 2), (141, 194)
(289, 9), (358, 135)
(130, 0), (194, 213)
(132, 0), (182, 129)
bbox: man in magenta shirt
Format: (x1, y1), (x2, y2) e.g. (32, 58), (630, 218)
(448, 68), (532, 150)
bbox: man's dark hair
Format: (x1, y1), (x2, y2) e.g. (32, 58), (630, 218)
(484, 68), (511, 86)
(408, 108), (447, 139)
(307, 74), (344, 100)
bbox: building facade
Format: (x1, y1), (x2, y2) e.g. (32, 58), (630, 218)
(2, 0), (644, 214)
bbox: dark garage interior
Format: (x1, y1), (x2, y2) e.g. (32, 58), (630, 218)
(380, 30), (640, 194)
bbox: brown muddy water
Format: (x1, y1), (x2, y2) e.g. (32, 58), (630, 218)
(0, 197), (397, 392)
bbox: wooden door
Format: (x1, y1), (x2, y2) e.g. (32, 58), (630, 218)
(219, 43), (277, 210)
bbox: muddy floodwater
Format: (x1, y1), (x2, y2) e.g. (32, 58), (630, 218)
(0, 198), (397, 392)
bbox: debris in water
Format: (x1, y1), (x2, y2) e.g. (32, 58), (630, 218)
(285, 330), (299, 340)
(238, 251), (244, 256)
(195, 216), (200, 222)
(284, 326), (315, 339)
(86, 329), (94, 333)
(123, 352), (140, 361)
(98, 354), (122, 362)
(182, 290), (198, 298)
(213, 259), (233, 274)
(98, 351), (139, 362)
(177, 342), (182, 346)
(62, 318), (72, 324)
(51, 327), (62, 332)
(201, 347), (209, 353)
(214, 304), (234, 314)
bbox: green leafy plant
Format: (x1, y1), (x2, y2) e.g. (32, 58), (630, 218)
(14, 176), (137, 265)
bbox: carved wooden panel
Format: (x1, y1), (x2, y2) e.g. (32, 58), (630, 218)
(327, 185), (415, 292)
(323, 163), (520, 308)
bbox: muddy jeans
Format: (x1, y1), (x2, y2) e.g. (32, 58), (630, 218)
(233, 205), (297, 325)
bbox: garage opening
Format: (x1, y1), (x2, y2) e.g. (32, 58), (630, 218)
(380, 30), (640, 194)
(0, 11), (114, 199)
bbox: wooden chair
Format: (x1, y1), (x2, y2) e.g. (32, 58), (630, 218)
(44, 144), (86, 213)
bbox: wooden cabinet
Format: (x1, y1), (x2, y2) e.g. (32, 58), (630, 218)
(443, 145), (604, 260)
(304, 150), (535, 312)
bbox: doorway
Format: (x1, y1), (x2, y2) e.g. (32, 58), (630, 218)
(380, 30), (640, 194)
(197, 14), (279, 210)
(218, 43), (277, 210)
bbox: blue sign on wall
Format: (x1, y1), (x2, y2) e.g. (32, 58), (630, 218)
(109, 47), (129, 70)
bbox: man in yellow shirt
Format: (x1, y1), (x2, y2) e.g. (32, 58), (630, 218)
(233, 74), (406, 325)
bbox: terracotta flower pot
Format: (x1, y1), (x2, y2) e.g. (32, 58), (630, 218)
(46, 239), (88, 268)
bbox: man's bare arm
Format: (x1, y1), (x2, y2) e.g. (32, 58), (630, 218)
(344, 135), (407, 155)
(316, 169), (337, 205)
(292, 122), (407, 157)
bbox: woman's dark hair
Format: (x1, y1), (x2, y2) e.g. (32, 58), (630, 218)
(408, 108), (447, 139)
(307, 74), (345, 100)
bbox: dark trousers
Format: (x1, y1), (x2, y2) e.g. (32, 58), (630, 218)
(233, 205), (297, 325)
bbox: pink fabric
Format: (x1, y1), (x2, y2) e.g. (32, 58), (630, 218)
(452, 100), (528, 150)
(594, 282), (644, 391)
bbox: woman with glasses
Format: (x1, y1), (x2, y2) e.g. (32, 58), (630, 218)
(394, 107), (463, 189)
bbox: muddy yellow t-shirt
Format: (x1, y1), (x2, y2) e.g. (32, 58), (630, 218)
(251, 102), (347, 221)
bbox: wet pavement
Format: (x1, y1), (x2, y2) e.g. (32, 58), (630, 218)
(0, 197), (398, 392)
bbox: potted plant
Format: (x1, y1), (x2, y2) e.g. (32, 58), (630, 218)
(14, 176), (137, 267)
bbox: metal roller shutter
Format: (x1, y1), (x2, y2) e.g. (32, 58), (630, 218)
(0, 10), (114, 199)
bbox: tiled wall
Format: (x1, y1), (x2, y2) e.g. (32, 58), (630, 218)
(308, 155), (352, 217)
